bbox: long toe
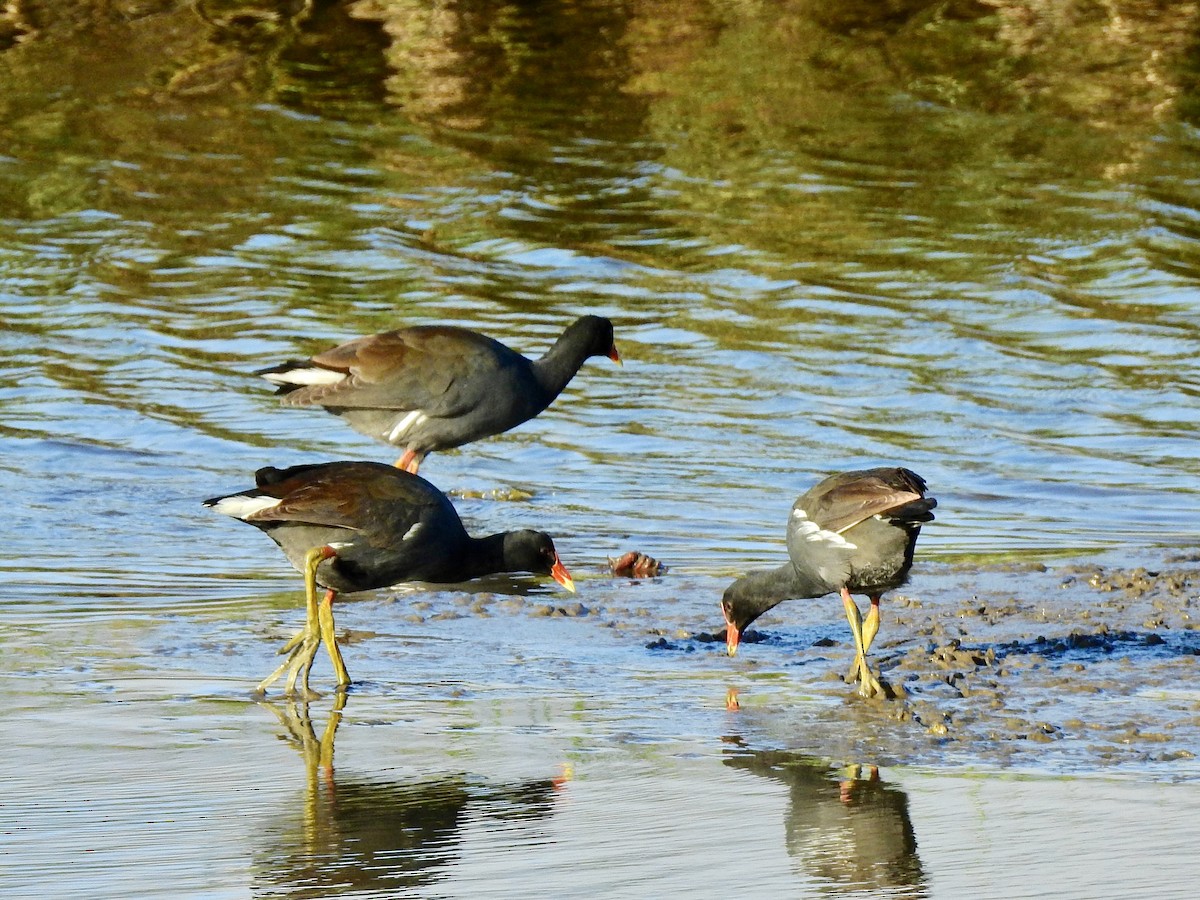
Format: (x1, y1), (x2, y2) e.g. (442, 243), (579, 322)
(858, 675), (881, 699)
(259, 627), (320, 696)
(277, 627), (308, 656)
(258, 644), (305, 694)
(857, 664), (884, 699)
(284, 635), (321, 697)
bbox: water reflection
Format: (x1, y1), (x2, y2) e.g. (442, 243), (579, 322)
(722, 739), (926, 897)
(353, 0), (645, 131)
(253, 697), (564, 897)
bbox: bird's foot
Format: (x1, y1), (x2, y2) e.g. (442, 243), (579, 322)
(276, 626), (308, 656)
(844, 653), (864, 686)
(857, 670), (885, 699)
(284, 637), (321, 697)
(256, 628), (322, 698)
(845, 654), (886, 699)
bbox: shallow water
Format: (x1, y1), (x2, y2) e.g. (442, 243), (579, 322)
(4, 1), (1200, 897)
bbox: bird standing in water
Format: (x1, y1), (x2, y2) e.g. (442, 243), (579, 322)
(255, 315), (620, 474)
(721, 468), (935, 698)
(205, 461), (575, 695)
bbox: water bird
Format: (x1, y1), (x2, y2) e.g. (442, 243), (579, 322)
(204, 460), (575, 695)
(720, 467), (935, 698)
(256, 315), (620, 473)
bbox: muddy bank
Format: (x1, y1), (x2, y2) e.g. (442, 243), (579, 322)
(708, 556), (1199, 771)
(364, 552), (1200, 774)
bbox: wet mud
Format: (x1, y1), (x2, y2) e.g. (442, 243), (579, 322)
(715, 557), (1199, 770)
(368, 552), (1200, 774)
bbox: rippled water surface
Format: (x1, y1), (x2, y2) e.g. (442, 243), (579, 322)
(5, 2), (1200, 897)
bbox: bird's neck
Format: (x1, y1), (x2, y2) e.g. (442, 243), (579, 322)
(723, 562), (831, 629)
(531, 327), (594, 400)
(460, 533), (510, 580)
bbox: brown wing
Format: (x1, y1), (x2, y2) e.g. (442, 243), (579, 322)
(283, 326), (516, 414)
(243, 462), (442, 532)
(801, 468), (928, 535)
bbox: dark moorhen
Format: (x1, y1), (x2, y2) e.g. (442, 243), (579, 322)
(720, 467), (935, 698)
(204, 460), (575, 696)
(256, 315), (620, 473)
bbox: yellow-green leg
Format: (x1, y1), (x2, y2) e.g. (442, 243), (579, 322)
(317, 586), (350, 690)
(861, 597), (880, 655)
(257, 583), (319, 695)
(847, 596), (882, 685)
(256, 546), (337, 697)
(841, 588), (883, 698)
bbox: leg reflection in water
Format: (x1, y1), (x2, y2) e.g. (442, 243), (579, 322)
(721, 738), (927, 897)
(252, 696), (570, 896)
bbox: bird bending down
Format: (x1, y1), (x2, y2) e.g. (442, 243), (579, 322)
(255, 316), (620, 474)
(205, 460), (575, 696)
(720, 468), (935, 698)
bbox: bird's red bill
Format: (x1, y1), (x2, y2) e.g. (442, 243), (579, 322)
(608, 345), (622, 365)
(724, 609), (740, 657)
(550, 554), (576, 593)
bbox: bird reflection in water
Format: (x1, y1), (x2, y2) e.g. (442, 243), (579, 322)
(722, 739), (926, 897)
(253, 697), (567, 896)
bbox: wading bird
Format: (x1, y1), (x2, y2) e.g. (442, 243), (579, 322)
(256, 316), (620, 473)
(720, 468), (935, 698)
(205, 460), (575, 695)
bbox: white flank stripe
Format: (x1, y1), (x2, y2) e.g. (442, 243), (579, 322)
(793, 518), (858, 550)
(260, 367), (345, 386)
(401, 523), (423, 542)
(387, 410), (428, 443)
(207, 494), (281, 519)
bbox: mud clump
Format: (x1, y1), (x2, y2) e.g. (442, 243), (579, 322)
(531, 602), (592, 618)
(1065, 564), (1192, 602)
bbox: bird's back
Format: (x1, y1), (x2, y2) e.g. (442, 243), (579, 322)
(211, 461), (471, 592)
(786, 467), (935, 595)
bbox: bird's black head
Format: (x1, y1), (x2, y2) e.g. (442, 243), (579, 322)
(503, 530), (575, 592)
(721, 587), (755, 656)
(720, 576), (786, 657)
(568, 315), (620, 363)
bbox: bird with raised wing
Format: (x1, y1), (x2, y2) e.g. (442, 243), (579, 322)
(720, 468), (935, 698)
